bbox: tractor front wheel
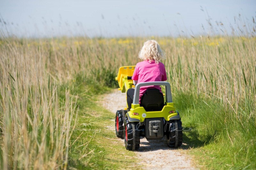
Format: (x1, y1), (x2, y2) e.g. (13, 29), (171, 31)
(115, 110), (126, 139)
(124, 118), (140, 151)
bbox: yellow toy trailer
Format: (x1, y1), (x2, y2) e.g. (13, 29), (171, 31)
(115, 66), (183, 151)
(115, 65), (135, 93)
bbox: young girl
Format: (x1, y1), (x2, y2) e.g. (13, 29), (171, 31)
(127, 40), (167, 110)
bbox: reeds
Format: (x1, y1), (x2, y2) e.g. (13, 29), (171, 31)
(163, 36), (255, 112)
(0, 38), (77, 169)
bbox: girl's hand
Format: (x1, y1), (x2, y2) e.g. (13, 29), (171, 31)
(133, 80), (138, 85)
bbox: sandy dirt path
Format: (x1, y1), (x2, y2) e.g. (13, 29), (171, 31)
(99, 89), (197, 170)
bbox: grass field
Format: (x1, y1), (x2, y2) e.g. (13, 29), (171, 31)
(0, 35), (255, 169)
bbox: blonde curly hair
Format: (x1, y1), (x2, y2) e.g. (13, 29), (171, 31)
(138, 40), (165, 63)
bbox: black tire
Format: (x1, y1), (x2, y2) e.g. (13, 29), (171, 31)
(124, 117), (140, 151)
(166, 120), (182, 148)
(115, 110), (126, 139)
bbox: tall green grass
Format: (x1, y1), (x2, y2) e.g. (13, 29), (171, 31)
(0, 35), (255, 169)
(174, 92), (256, 168)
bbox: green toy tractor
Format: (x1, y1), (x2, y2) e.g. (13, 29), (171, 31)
(115, 66), (182, 151)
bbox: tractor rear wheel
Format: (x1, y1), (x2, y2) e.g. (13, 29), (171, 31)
(124, 118), (140, 151)
(166, 120), (182, 148)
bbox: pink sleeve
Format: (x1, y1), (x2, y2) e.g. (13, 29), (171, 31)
(132, 65), (139, 80)
(162, 64), (167, 81)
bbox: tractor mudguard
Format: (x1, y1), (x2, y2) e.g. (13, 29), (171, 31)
(169, 114), (181, 121)
(126, 113), (140, 122)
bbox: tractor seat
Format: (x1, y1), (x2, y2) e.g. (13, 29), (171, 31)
(140, 88), (164, 111)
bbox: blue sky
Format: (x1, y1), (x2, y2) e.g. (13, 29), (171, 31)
(0, 0), (255, 38)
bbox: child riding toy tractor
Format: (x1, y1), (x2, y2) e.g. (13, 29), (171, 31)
(115, 66), (183, 151)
